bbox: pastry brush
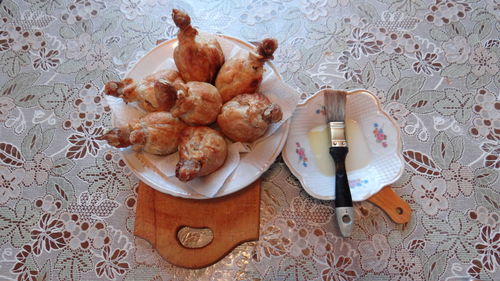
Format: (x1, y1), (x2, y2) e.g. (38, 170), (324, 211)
(324, 90), (353, 237)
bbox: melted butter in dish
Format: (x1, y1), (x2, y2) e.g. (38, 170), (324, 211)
(307, 120), (372, 176)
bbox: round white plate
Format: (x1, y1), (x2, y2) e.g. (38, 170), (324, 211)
(283, 89), (404, 201)
(107, 35), (290, 199)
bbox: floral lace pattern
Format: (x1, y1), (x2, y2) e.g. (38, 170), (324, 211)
(0, 0), (498, 280)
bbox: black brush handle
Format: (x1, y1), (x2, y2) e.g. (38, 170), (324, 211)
(329, 147), (352, 207)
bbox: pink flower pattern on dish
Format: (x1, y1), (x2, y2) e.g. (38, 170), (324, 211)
(373, 123), (388, 148)
(296, 142), (308, 167)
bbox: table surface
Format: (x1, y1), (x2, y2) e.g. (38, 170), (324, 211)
(0, 0), (499, 280)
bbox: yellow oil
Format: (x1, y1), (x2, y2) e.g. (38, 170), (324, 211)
(307, 120), (371, 176)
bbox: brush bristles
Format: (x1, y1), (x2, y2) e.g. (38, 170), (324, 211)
(324, 90), (347, 122)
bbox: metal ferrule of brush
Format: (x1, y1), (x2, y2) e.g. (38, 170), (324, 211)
(328, 122), (347, 147)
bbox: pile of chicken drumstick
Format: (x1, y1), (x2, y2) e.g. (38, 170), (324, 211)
(100, 9), (282, 182)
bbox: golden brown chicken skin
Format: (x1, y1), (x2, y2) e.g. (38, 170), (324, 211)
(172, 9), (225, 83)
(217, 93), (282, 143)
(104, 70), (183, 112)
(176, 126), (228, 182)
(99, 112), (187, 155)
(171, 81), (222, 125)
(215, 38), (278, 102)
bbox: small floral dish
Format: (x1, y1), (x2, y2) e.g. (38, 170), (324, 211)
(283, 89), (404, 201)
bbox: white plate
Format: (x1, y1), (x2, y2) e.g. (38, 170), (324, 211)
(107, 35), (290, 199)
(283, 89), (404, 201)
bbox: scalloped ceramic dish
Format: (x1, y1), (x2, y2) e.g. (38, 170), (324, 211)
(106, 35), (290, 199)
(283, 89), (404, 201)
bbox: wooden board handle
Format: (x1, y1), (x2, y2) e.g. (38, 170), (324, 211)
(135, 181), (261, 269)
(367, 186), (411, 224)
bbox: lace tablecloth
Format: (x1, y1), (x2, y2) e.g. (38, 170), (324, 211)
(0, 0), (498, 280)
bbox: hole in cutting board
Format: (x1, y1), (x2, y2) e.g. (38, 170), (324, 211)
(396, 207), (403, 215)
(177, 226), (213, 248)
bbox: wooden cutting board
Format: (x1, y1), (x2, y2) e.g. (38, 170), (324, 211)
(134, 181), (410, 269)
(134, 181), (261, 269)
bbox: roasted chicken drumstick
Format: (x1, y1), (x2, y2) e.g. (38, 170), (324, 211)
(172, 9), (225, 83)
(217, 93), (282, 143)
(215, 38), (278, 102)
(176, 126), (228, 182)
(99, 112), (187, 155)
(171, 81), (222, 125)
(104, 70), (183, 112)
